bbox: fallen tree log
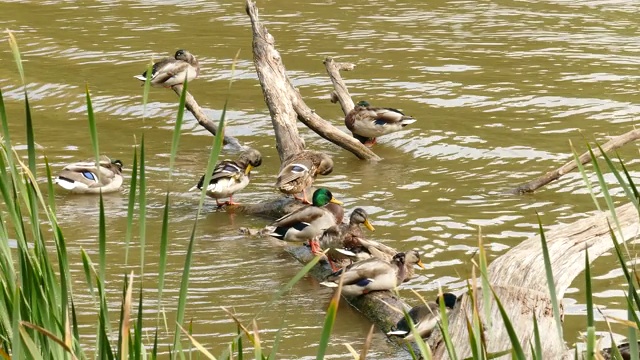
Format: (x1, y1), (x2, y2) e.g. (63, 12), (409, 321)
(510, 129), (640, 194)
(429, 202), (640, 359)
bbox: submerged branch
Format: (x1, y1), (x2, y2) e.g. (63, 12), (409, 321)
(511, 129), (640, 194)
(171, 85), (244, 150)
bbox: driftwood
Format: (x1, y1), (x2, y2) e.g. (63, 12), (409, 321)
(429, 202), (640, 359)
(245, 0), (380, 162)
(511, 129), (640, 194)
(171, 85), (244, 150)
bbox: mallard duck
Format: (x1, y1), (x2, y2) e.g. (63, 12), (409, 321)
(387, 293), (458, 341)
(190, 149), (262, 207)
(134, 49), (200, 88)
(318, 208), (375, 269)
(602, 341), (640, 360)
(345, 100), (417, 146)
(53, 156), (123, 194)
(270, 188), (344, 253)
(320, 252), (408, 297)
(275, 150), (334, 204)
(335, 245), (425, 282)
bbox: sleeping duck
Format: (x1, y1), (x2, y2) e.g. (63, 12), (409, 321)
(190, 149), (262, 207)
(387, 292), (458, 341)
(345, 100), (416, 146)
(320, 252), (409, 297)
(53, 156), (123, 194)
(270, 188), (343, 254)
(134, 49), (200, 88)
(318, 207), (375, 269)
(275, 150), (334, 204)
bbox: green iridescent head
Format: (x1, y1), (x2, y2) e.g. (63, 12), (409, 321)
(356, 100), (370, 107)
(311, 188), (343, 207)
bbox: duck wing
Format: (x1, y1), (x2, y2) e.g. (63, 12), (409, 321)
(275, 158), (314, 187)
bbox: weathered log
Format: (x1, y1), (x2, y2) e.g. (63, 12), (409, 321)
(511, 129), (640, 194)
(325, 58), (355, 116)
(171, 85), (244, 150)
(245, 2), (305, 162)
(245, 0), (380, 162)
(429, 202), (640, 359)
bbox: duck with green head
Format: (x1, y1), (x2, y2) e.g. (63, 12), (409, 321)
(134, 49), (200, 88)
(269, 188), (344, 254)
(345, 100), (417, 147)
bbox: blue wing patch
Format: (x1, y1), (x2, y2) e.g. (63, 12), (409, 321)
(291, 165), (308, 173)
(374, 119), (388, 126)
(355, 278), (373, 287)
(82, 171), (96, 181)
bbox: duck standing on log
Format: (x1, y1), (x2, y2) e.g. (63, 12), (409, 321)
(134, 49), (200, 88)
(345, 100), (417, 147)
(53, 156), (123, 194)
(387, 292), (457, 341)
(269, 188), (344, 254)
(275, 150), (334, 204)
(320, 252), (410, 296)
(190, 149), (262, 207)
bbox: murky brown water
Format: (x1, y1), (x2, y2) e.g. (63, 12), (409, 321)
(2, 0), (640, 358)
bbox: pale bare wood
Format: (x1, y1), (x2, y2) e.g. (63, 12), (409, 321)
(324, 57), (355, 116)
(171, 85), (243, 150)
(430, 202), (640, 359)
(512, 129), (640, 194)
(245, 1), (305, 162)
(245, 0), (380, 162)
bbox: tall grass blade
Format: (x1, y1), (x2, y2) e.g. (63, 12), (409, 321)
(596, 143), (638, 207)
(157, 194), (170, 324)
(537, 214), (563, 340)
(85, 85), (101, 172)
(487, 286), (526, 359)
(571, 141), (601, 211)
(252, 320), (262, 360)
(123, 146), (138, 265)
(437, 290), (458, 360)
(177, 323), (217, 360)
(138, 136), (147, 275)
(120, 273), (134, 360)
(586, 144), (625, 247)
(316, 272), (342, 360)
(7, 31), (25, 84)
(169, 78), (188, 178)
(171, 220), (198, 357)
(19, 326), (44, 360)
(477, 228), (491, 328)
(585, 248), (595, 360)
(531, 314), (542, 360)
(99, 193), (107, 290)
(617, 154), (640, 205)
(608, 222), (640, 357)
